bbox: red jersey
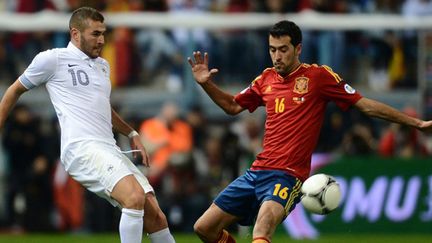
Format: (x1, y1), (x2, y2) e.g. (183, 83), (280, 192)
(234, 64), (362, 181)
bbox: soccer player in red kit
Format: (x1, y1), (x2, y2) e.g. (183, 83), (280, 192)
(188, 20), (432, 243)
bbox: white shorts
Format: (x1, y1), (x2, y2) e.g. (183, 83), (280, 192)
(62, 140), (153, 207)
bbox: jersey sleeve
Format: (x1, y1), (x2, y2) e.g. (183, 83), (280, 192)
(318, 66), (362, 111)
(19, 49), (57, 89)
(234, 76), (264, 112)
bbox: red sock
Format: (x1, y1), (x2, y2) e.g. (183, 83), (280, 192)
(213, 229), (236, 243)
(252, 236), (271, 243)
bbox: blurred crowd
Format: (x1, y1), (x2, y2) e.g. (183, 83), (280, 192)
(1, 0), (432, 90)
(0, 0), (432, 236)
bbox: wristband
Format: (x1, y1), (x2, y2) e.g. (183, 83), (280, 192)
(128, 130), (139, 139)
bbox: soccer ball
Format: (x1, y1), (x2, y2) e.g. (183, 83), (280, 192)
(300, 173), (341, 215)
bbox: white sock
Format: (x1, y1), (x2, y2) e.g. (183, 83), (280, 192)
(119, 208), (144, 243)
(148, 228), (176, 243)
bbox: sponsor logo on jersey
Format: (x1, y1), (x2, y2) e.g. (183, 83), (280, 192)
(344, 84), (356, 94)
(293, 97), (305, 104)
(264, 85), (272, 93)
(293, 76), (309, 94)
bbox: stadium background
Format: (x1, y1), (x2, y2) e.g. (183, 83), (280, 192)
(0, 0), (431, 242)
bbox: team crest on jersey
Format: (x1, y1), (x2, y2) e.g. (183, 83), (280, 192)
(293, 76), (309, 94)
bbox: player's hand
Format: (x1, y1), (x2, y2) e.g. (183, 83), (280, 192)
(418, 120), (432, 133)
(187, 51), (218, 84)
(129, 135), (150, 167)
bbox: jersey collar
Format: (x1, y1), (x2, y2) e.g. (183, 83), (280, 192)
(67, 42), (92, 61)
(67, 42), (98, 67)
(274, 63), (303, 82)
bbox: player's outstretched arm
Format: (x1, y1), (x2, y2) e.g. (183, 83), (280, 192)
(0, 79), (28, 130)
(354, 97), (432, 133)
(187, 51), (244, 115)
(111, 109), (150, 167)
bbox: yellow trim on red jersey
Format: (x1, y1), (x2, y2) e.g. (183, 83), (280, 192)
(322, 65), (342, 83)
(251, 75), (261, 86)
(288, 63), (303, 76)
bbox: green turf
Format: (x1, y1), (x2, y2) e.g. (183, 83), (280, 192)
(0, 233), (431, 243)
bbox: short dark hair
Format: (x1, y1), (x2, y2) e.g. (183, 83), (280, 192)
(269, 20), (302, 47)
(69, 7), (104, 31)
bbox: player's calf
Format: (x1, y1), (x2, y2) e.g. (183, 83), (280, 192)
(194, 223), (235, 242)
(143, 193), (169, 233)
(209, 229), (235, 243)
(252, 237), (271, 243)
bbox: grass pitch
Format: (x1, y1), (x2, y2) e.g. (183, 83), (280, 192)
(0, 233), (431, 243)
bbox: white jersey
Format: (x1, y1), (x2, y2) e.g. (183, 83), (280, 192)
(19, 42), (116, 161)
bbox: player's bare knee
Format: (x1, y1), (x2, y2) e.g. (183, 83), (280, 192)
(122, 189), (145, 209)
(193, 220), (208, 237)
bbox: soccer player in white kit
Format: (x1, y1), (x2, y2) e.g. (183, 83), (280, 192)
(0, 7), (175, 243)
